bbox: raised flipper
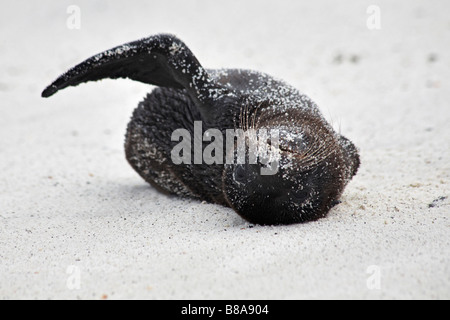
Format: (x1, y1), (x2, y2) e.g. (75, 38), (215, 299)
(41, 33), (234, 121)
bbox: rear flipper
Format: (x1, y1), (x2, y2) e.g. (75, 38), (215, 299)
(41, 33), (234, 123)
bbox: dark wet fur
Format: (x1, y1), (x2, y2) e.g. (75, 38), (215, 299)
(42, 34), (360, 225)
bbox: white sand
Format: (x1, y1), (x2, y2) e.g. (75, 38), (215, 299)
(0, 0), (449, 299)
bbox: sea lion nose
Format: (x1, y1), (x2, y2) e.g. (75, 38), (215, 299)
(234, 165), (246, 182)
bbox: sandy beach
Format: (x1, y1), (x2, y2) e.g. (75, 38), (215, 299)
(0, 0), (448, 299)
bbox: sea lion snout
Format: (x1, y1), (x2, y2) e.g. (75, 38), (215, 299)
(223, 159), (328, 225)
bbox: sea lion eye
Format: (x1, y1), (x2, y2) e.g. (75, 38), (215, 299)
(290, 190), (309, 202)
(278, 132), (306, 154)
(233, 165), (247, 183)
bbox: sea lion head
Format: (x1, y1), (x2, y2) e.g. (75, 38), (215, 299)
(222, 108), (360, 225)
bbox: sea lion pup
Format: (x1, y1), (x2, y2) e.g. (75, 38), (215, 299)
(42, 33), (360, 225)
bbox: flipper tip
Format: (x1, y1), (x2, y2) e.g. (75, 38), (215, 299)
(41, 85), (57, 98)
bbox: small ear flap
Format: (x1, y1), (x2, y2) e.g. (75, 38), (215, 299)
(338, 135), (360, 179)
(42, 34), (229, 113)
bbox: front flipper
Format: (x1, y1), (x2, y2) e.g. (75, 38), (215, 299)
(41, 34), (233, 121)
